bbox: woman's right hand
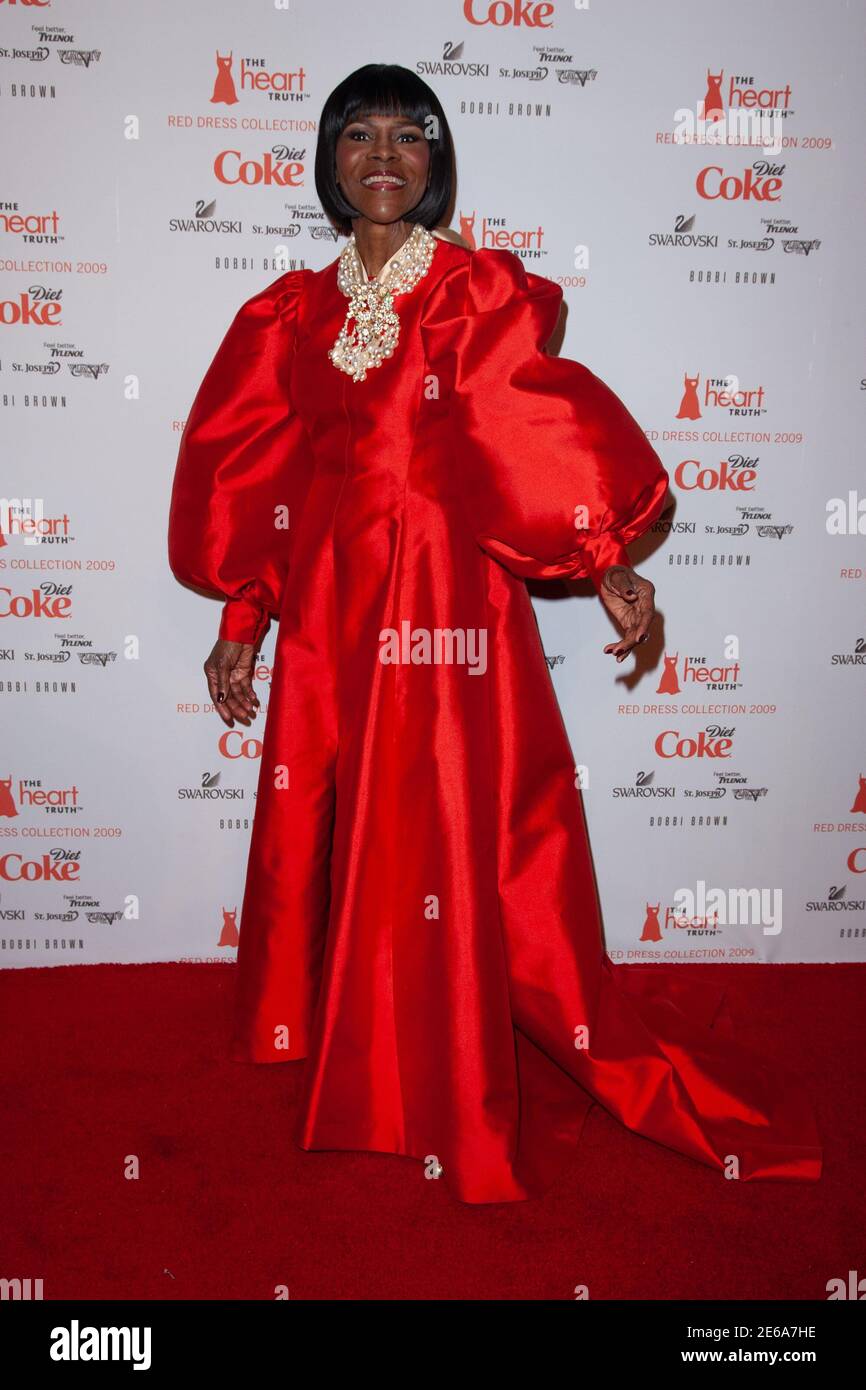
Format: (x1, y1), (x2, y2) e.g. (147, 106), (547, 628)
(203, 638), (260, 727)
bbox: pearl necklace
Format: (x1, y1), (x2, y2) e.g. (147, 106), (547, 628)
(329, 222), (437, 382)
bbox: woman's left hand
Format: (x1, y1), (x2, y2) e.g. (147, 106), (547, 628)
(598, 565), (657, 662)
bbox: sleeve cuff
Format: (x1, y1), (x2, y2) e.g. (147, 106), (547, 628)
(218, 597), (270, 647)
(578, 530), (633, 593)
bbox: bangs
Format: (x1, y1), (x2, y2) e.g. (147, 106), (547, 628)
(335, 68), (436, 131)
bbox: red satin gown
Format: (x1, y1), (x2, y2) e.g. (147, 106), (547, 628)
(168, 234), (822, 1203)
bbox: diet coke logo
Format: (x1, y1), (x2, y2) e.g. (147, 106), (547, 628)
(654, 726), (735, 759)
(696, 161), (786, 201)
(0, 286), (62, 326)
(674, 459), (758, 492)
(0, 583), (72, 618)
(214, 149), (305, 187)
(1, 849), (81, 882)
(463, 0), (554, 26)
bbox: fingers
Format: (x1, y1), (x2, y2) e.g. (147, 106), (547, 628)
(232, 664), (260, 719)
(601, 565), (639, 602)
(603, 588), (657, 662)
(204, 656), (245, 726)
(604, 625), (652, 663)
(203, 645), (259, 727)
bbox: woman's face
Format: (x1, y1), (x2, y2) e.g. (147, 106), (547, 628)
(335, 110), (431, 225)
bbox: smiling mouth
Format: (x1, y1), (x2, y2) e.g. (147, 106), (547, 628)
(360, 174), (407, 189)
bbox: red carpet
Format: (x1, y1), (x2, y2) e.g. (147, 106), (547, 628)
(1, 961), (861, 1301)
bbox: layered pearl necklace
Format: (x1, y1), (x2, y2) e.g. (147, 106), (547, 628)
(329, 222), (438, 382)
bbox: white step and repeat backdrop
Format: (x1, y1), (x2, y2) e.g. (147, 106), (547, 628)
(2, 0), (864, 968)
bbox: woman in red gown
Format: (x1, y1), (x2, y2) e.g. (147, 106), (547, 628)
(167, 65), (822, 1204)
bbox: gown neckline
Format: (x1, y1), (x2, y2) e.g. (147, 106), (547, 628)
(332, 225), (447, 291)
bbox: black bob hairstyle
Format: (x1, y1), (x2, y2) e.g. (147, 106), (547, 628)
(314, 64), (455, 237)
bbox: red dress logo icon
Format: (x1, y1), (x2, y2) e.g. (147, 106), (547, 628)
(0, 776), (18, 818)
(851, 776), (866, 815)
(700, 70), (725, 123)
(657, 653), (680, 695)
(219, 907), (239, 947)
(676, 373), (701, 420)
(640, 903), (662, 942)
(458, 212), (476, 250)
(211, 52), (238, 106)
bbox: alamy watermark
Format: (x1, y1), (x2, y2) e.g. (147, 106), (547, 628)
(673, 879), (782, 936)
(378, 621), (488, 676)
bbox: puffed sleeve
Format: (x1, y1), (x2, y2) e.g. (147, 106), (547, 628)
(167, 270), (313, 646)
(424, 248), (669, 590)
